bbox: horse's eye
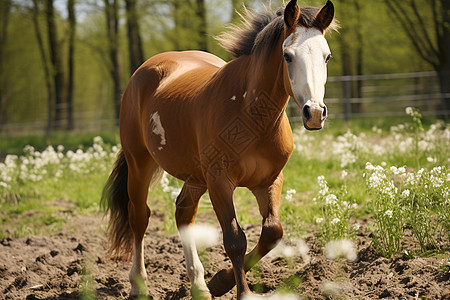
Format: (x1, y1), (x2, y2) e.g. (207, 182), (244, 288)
(325, 54), (332, 63)
(284, 53), (292, 63)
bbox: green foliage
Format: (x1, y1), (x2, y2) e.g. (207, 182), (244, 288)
(313, 176), (357, 245)
(363, 110), (449, 257)
(275, 275), (303, 294)
(0, 112), (448, 262)
(0, 0), (440, 132)
(0, 136), (117, 237)
(79, 258), (96, 300)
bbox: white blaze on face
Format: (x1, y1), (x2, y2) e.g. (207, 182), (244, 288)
(150, 112), (166, 148)
(282, 26), (331, 108)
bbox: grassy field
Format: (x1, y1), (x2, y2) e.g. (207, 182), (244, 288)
(0, 111), (448, 258)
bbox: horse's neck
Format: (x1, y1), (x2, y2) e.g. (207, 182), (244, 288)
(243, 47), (290, 129)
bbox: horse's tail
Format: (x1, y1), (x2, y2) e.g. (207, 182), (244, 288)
(101, 150), (133, 260)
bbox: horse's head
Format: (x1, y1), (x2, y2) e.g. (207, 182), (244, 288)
(282, 0), (334, 130)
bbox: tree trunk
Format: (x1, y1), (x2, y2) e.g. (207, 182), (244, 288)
(105, 0), (123, 124)
(437, 0), (450, 118)
(45, 0), (66, 129)
(67, 0), (76, 131)
(125, 0), (144, 75)
(196, 0), (208, 52)
(32, 0), (54, 137)
(0, 0), (11, 130)
(352, 0), (363, 113)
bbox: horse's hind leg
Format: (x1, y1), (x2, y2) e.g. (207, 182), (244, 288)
(245, 172), (284, 268)
(124, 149), (160, 297)
(175, 183), (210, 299)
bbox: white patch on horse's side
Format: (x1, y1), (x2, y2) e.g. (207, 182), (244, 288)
(243, 91), (247, 98)
(230, 95), (237, 101)
(150, 112), (166, 146)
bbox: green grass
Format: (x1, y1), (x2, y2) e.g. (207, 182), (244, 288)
(0, 114), (448, 259)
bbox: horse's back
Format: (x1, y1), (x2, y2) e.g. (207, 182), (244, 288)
(121, 51), (225, 111)
(140, 50), (225, 89)
(119, 51), (226, 182)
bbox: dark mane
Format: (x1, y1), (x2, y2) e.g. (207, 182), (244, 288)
(217, 5), (337, 59)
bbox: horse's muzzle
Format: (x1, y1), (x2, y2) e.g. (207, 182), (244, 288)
(302, 101), (327, 130)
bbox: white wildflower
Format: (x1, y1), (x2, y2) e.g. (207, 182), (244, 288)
(401, 189), (410, 198)
(324, 240), (357, 262)
(405, 107), (413, 116)
(315, 217), (324, 224)
(285, 189), (296, 202)
(331, 218), (340, 225)
(325, 194), (338, 206)
(270, 241), (295, 258)
(320, 281), (349, 298)
(296, 239), (311, 264)
(269, 239), (310, 264)
(365, 162), (375, 171)
(384, 210), (393, 218)
(418, 140), (429, 151)
(93, 136), (103, 144)
(179, 224), (220, 250)
(427, 157), (437, 163)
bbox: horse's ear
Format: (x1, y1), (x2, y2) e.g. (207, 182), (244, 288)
(315, 0), (334, 31)
(284, 0), (300, 28)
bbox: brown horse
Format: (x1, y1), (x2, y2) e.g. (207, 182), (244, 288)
(101, 0), (336, 298)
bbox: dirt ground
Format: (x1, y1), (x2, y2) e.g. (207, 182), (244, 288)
(1, 209), (449, 300)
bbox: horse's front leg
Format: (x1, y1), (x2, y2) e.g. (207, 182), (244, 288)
(208, 173), (284, 297)
(208, 179), (251, 299)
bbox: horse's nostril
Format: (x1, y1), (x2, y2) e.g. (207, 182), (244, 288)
(322, 106), (327, 118)
(302, 105), (311, 121)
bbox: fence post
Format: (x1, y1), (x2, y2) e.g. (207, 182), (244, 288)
(343, 79), (352, 121)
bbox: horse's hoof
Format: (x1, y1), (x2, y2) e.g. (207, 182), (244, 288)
(207, 268), (235, 297)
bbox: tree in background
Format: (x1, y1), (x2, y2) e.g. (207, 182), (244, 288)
(196, 0), (208, 52)
(125, 0), (144, 75)
(172, 0), (208, 51)
(335, 0), (364, 116)
(104, 0), (123, 123)
(31, 0), (54, 137)
(0, 0), (445, 133)
(384, 0), (450, 117)
(45, 0), (67, 129)
(0, 0), (12, 130)
(67, 0), (76, 131)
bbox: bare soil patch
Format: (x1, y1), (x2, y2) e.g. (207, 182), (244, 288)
(1, 211), (448, 299)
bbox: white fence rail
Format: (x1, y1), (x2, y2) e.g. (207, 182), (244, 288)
(0, 71), (448, 136)
(288, 71), (449, 122)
